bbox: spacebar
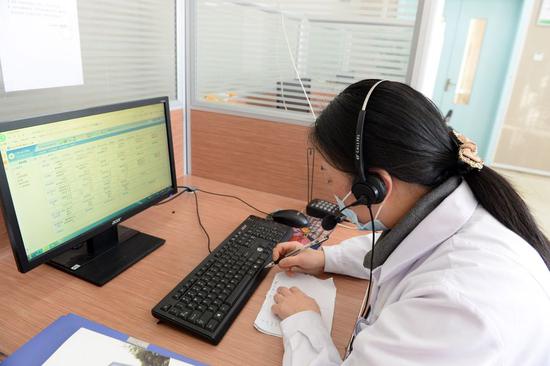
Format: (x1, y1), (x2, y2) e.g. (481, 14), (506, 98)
(226, 275), (253, 305)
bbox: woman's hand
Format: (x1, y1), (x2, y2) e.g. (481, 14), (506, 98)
(272, 241), (325, 276)
(271, 286), (320, 320)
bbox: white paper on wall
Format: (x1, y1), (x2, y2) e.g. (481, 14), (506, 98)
(0, 0), (84, 92)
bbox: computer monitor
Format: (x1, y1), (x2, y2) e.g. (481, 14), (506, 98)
(0, 97), (177, 285)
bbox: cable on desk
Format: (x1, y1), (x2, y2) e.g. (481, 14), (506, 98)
(155, 187), (190, 206)
(192, 190), (212, 254)
(178, 186), (269, 216)
(154, 186), (211, 253)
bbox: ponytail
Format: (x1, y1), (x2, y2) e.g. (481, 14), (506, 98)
(464, 167), (550, 269)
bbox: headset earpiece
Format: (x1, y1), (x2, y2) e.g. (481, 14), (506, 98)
(351, 174), (387, 205)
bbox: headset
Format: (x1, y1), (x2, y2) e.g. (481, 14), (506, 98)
(351, 79), (388, 206)
(322, 80), (389, 231)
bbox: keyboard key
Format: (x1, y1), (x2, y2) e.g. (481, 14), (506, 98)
(207, 304), (218, 313)
(226, 275), (252, 305)
(161, 304), (171, 312)
(189, 310), (202, 324)
(197, 311), (213, 328)
(220, 304), (230, 313)
(178, 308), (192, 319)
(206, 319), (219, 331)
(213, 311), (224, 321)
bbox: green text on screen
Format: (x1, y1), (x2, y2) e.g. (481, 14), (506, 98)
(0, 103), (173, 260)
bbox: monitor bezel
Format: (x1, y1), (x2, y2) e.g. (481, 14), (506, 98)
(0, 96), (178, 273)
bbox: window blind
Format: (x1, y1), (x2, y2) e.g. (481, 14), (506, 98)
(192, 0), (420, 123)
(0, 0), (176, 123)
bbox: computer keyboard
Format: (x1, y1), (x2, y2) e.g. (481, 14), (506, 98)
(152, 215), (293, 344)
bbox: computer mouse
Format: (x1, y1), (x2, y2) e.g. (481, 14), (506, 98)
(270, 209), (309, 228)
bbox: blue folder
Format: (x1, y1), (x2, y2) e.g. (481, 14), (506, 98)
(2, 313), (205, 366)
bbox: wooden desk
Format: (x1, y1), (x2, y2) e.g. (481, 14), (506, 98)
(0, 176), (367, 365)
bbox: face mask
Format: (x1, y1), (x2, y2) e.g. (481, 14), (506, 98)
(334, 191), (388, 231)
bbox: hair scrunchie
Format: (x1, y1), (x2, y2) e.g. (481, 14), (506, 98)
(449, 129), (484, 172)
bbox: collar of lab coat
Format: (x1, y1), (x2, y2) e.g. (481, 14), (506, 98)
(377, 180), (478, 286)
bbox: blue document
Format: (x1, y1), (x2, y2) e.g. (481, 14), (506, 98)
(2, 313), (204, 366)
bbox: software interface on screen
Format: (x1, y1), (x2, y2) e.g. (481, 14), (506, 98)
(0, 103), (173, 261)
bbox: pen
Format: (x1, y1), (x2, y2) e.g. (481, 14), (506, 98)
(264, 234), (330, 269)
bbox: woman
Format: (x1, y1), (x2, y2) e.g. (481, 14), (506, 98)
(270, 80), (550, 365)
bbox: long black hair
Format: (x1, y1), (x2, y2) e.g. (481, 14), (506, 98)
(310, 79), (550, 269)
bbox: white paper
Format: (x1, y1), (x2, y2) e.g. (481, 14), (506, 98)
(254, 272), (336, 337)
(539, 0), (550, 25)
(0, 0), (83, 92)
(43, 328), (193, 366)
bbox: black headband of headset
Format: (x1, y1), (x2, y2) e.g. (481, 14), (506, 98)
(354, 79), (387, 182)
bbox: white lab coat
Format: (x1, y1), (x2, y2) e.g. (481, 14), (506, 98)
(280, 181), (550, 365)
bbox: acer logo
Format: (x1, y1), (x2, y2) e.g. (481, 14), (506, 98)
(112, 217), (121, 225)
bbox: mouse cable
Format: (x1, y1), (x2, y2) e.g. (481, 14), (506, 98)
(178, 186), (269, 216)
(192, 190), (212, 254)
(155, 186), (211, 253)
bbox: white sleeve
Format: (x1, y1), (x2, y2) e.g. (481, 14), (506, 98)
(344, 283), (502, 366)
(323, 234), (378, 279)
(280, 311), (342, 366)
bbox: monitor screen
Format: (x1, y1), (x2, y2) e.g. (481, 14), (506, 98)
(0, 98), (176, 272)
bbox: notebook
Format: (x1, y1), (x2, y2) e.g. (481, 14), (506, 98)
(254, 272), (336, 337)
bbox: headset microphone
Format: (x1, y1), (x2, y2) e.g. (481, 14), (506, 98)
(321, 213), (343, 231)
(321, 199), (365, 230)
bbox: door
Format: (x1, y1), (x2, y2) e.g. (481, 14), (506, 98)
(433, 0), (522, 159)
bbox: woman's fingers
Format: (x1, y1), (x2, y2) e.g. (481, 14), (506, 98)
(272, 241), (303, 261)
(274, 287), (291, 303)
(277, 286), (291, 295)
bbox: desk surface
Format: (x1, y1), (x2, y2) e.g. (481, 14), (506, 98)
(0, 176), (367, 366)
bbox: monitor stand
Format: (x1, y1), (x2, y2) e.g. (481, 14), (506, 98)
(49, 225), (164, 286)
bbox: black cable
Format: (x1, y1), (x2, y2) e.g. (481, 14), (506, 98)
(306, 147), (315, 202)
(347, 204), (376, 355)
(362, 205), (376, 319)
(184, 187), (269, 216)
(306, 148), (311, 202)
(154, 187), (189, 206)
(154, 186), (211, 253)
(310, 149), (315, 202)
(192, 191), (211, 253)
